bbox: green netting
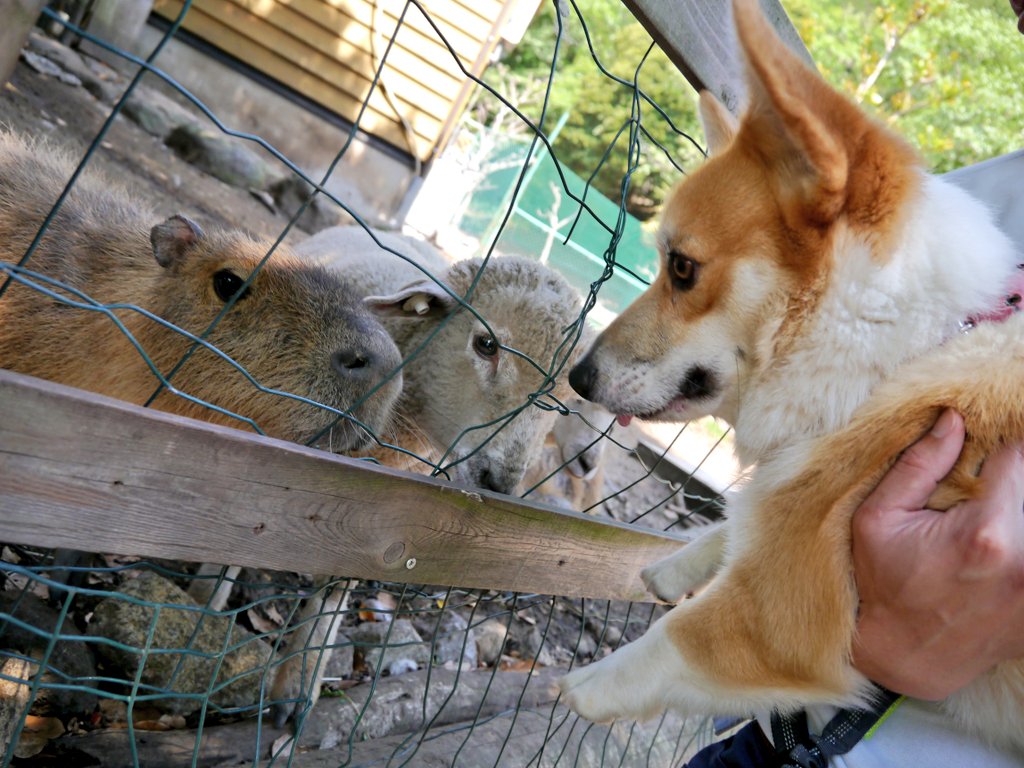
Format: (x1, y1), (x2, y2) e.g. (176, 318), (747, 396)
(454, 138), (657, 320)
(0, 0), (735, 765)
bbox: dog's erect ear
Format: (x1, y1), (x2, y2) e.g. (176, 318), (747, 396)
(732, 0), (853, 225)
(699, 91), (738, 156)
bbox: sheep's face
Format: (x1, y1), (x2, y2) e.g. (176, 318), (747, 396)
(367, 256), (584, 496)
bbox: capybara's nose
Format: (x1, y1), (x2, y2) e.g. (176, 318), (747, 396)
(331, 347), (378, 379)
(477, 464), (515, 495)
(568, 357), (597, 401)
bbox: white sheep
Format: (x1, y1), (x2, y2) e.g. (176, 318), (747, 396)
(298, 224), (453, 295)
(268, 225), (587, 724)
(522, 394), (614, 512)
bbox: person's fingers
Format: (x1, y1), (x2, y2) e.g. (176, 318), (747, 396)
(859, 410), (965, 516)
(950, 441), (1024, 579)
(973, 441), (1024, 513)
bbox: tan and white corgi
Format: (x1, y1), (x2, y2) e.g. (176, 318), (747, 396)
(559, 0), (1024, 753)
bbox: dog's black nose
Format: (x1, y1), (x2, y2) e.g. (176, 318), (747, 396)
(569, 358), (597, 400)
(679, 365), (716, 400)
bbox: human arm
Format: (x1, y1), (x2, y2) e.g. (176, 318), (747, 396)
(851, 409), (1024, 699)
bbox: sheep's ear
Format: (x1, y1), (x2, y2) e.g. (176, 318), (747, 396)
(151, 214), (205, 268)
(365, 280), (457, 318)
(698, 91), (738, 156)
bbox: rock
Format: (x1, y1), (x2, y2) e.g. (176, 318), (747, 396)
(25, 33), (121, 103)
(267, 175), (349, 234)
(350, 619), (429, 676)
(0, 657), (34, 753)
(249, 188), (276, 213)
(19, 50), (81, 87)
(574, 630), (597, 660)
(321, 632), (355, 685)
(474, 619), (508, 666)
(386, 658), (418, 677)
(165, 124), (274, 190)
(431, 611), (478, 669)
(122, 86), (198, 140)
(81, 78), (122, 105)
(586, 615), (622, 647)
(87, 572), (273, 716)
(0, 592), (97, 717)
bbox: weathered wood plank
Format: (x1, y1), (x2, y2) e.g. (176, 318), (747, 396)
(621, 0), (814, 114)
(0, 370), (686, 601)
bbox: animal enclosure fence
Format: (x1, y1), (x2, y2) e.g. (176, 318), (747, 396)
(0, 1), (770, 765)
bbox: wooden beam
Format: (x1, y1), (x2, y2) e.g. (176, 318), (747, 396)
(0, 0), (47, 86)
(621, 0), (814, 114)
(0, 370), (686, 602)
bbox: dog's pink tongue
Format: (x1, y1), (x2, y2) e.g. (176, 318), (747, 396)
(616, 414), (634, 427)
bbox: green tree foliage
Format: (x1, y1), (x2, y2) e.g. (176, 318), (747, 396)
(788, 0), (1024, 172)
(475, 0), (1021, 219)
(476, 1), (706, 221)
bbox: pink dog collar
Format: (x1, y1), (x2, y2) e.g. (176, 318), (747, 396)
(967, 264), (1024, 326)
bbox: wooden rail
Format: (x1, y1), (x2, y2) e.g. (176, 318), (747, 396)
(0, 369), (687, 602)
(621, 0), (813, 114)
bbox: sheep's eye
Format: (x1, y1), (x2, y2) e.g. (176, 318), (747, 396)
(213, 270), (250, 302)
(668, 250), (698, 290)
(473, 333), (498, 358)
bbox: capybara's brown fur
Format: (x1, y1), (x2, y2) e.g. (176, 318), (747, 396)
(0, 131), (402, 449)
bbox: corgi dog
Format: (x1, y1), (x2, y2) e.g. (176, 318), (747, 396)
(559, 0), (1024, 754)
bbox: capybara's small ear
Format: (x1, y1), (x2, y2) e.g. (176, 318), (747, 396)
(151, 214), (205, 268)
(365, 279), (457, 319)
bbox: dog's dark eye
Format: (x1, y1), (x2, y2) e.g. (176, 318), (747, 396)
(668, 250), (698, 290)
(213, 270), (250, 302)
(473, 333), (498, 358)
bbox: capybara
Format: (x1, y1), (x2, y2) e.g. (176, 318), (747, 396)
(0, 131), (401, 449)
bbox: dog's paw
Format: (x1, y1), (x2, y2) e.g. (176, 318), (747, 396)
(559, 660), (625, 724)
(640, 561), (686, 603)
(640, 557), (710, 603)
(641, 528), (727, 602)
(560, 630), (678, 724)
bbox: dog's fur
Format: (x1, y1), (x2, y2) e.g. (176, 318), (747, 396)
(559, 0), (1024, 753)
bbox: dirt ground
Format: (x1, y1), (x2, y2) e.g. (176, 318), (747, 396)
(2, 45), (299, 241)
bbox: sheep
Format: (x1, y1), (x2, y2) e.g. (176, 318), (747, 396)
(267, 225), (587, 725)
(300, 225), (586, 493)
(521, 394), (614, 512)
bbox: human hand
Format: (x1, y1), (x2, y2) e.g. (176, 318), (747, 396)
(851, 409), (1024, 700)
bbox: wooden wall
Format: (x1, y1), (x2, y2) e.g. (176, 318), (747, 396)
(153, 0), (515, 163)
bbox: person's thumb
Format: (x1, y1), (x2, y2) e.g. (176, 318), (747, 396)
(858, 409), (965, 517)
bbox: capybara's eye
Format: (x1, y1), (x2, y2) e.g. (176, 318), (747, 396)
(473, 333), (498, 358)
(213, 270), (250, 302)
(668, 250), (698, 291)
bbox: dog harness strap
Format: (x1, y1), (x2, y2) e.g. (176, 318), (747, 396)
(771, 687), (902, 768)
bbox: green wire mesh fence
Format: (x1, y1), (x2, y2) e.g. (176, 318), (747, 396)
(0, 0), (739, 765)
